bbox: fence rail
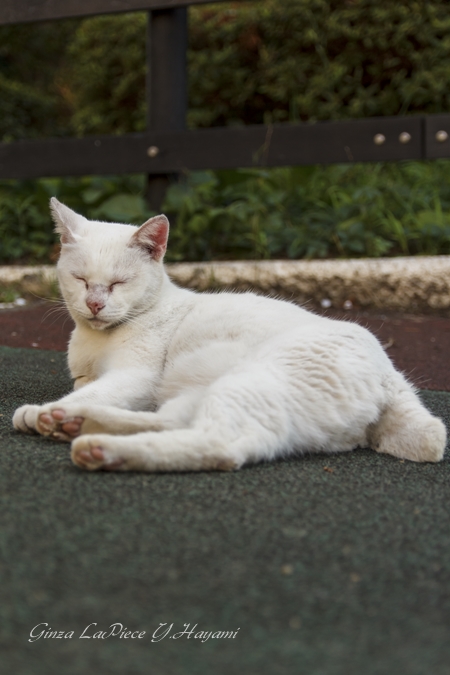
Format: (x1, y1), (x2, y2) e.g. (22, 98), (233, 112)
(1, 0), (450, 206)
(2, 115), (450, 181)
(0, 0), (224, 25)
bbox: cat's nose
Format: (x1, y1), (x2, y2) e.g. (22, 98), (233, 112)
(86, 299), (105, 316)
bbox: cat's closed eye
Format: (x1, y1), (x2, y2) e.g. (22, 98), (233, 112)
(109, 280), (127, 292)
(73, 276), (88, 289)
(71, 275), (127, 292)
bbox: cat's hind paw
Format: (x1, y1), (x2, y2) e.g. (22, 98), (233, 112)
(71, 435), (125, 471)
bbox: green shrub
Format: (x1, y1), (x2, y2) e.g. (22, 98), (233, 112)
(0, 75), (59, 142)
(163, 162), (450, 261)
(1, 162), (450, 264)
(3, 0), (448, 138)
(0, 180), (57, 261)
(0, 21), (79, 141)
(61, 0), (450, 134)
(188, 0), (450, 127)
(0, 175), (151, 263)
(65, 15), (147, 136)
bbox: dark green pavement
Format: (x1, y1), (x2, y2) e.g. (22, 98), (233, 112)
(1, 345), (450, 675)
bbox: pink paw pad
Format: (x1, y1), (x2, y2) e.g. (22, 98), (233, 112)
(91, 447), (105, 461)
(51, 409), (66, 420)
(43, 409), (84, 438)
(40, 413), (53, 426)
(61, 418), (84, 436)
(78, 447), (103, 464)
(75, 445), (124, 471)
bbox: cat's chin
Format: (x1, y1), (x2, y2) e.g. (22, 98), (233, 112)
(87, 318), (113, 330)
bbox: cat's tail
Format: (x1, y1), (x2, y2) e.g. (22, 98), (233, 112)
(368, 377), (447, 463)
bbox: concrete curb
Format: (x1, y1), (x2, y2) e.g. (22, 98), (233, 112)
(1, 256), (450, 312)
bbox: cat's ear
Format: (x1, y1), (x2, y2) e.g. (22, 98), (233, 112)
(50, 197), (82, 245)
(131, 215), (169, 262)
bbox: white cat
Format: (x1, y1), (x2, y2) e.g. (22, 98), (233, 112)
(12, 198), (447, 472)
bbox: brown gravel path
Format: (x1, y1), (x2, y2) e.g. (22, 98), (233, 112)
(0, 302), (449, 391)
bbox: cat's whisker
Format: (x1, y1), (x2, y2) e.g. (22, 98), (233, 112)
(41, 303), (68, 318)
(26, 289), (65, 305)
(41, 311), (69, 329)
(60, 315), (74, 334)
(41, 302), (74, 324)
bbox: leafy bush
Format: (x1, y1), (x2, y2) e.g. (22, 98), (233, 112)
(0, 175), (151, 263)
(0, 21), (79, 140)
(0, 75), (60, 143)
(2, 0), (450, 139)
(0, 180), (55, 261)
(2, 162), (450, 264)
(63, 0), (450, 133)
(164, 162), (450, 261)
(65, 15), (147, 136)
(188, 0), (450, 127)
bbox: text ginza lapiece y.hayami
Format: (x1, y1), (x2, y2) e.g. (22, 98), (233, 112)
(28, 623), (240, 643)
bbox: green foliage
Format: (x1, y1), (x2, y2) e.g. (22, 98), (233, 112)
(62, 0), (450, 132)
(49, 174), (151, 224)
(0, 180), (57, 261)
(2, 162), (450, 264)
(0, 284), (20, 303)
(0, 175), (153, 263)
(2, 1), (450, 137)
(188, 0), (450, 127)
(65, 15), (147, 136)
(163, 162), (450, 261)
(0, 20), (79, 140)
(0, 75), (58, 142)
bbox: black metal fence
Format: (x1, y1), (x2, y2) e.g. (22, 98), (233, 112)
(1, 0), (450, 208)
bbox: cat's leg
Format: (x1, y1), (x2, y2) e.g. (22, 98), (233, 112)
(13, 366), (160, 439)
(15, 403), (156, 441)
(32, 389), (205, 440)
(71, 429), (240, 472)
(368, 376), (447, 463)
(36, 405), (161, 440)
(70, 368), (292, 472)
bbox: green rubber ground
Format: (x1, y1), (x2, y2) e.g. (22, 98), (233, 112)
(0, 345), (449, 675)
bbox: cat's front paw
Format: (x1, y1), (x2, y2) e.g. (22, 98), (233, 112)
(36, 407), (85, 441)
(71, 435), (125, 471)
(12, 405), (41, 434)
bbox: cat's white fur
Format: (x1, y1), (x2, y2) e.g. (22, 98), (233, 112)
(12, 198), (447, 472)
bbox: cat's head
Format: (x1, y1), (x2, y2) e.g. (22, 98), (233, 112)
(51, 197), (170, 330)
